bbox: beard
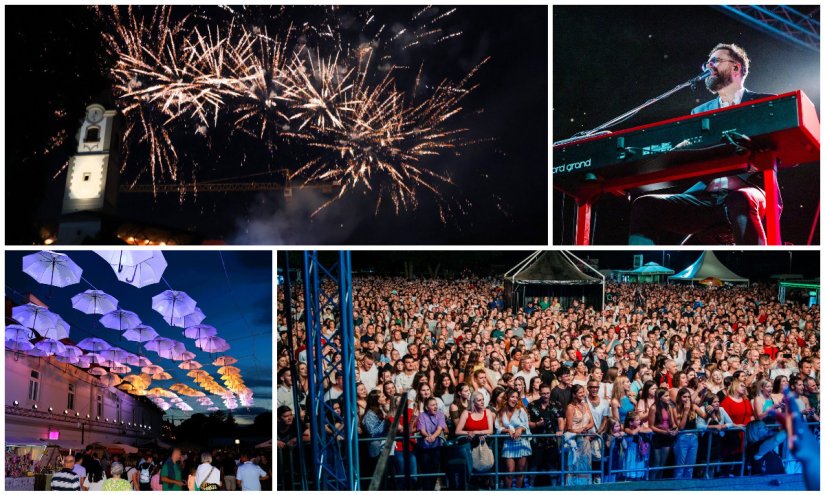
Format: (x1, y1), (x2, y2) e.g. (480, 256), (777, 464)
(705, 70), (733, 92)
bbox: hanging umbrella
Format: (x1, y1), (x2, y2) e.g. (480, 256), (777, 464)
(35, 339), (67, 356)
(179, 360), (202, 370)
(212, 356), (237, 366)
(111, 364), (132, 374)
(6, 340), (34, 353)
(100, 309), (141, 332)
(27, 348), (49, 357)
(94, 250), (154, 272)
(106, 251), (168, 288)
(169, 350), (196, 362)
(101, 347), (132, 363)
(88, 367), (108, 376)
(77, 338), (112, 353)
(155, 341), (187, 359)
(22, 251), (82, 287)
(151, 290), (197, 323)
(125, 355), (153, 367)
(144, 337), (178, 353)
(98, 374), (123, 387)
(12, 304), (61, 333)
(117, 383), (136, 393)
(71, 290), (119, 315)
(56, 355), (80, 364)
(196, 336), (230, 353)
(38, 316), (71, 341)
(168, 307), (206, 329)
(59, 345), (84, 358)
(123, 325), (159, 343)
(142, 365), (164, 375)
(217, 365), (241, 375)
(152, 371), (173, 380)
(207, 407), (220, 411)
(183, 324), (217, 340)
(6, 324), (33, 342)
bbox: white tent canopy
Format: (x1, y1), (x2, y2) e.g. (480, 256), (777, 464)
(668, 251), (749, 285)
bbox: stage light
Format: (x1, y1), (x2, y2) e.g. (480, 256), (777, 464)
(13, 401), (19, 406)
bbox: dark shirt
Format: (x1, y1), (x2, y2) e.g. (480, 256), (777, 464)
(550, 385), (572, 409)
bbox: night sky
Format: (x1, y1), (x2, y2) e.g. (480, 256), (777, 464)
(553, 5), (820, 245)
(6, 5), (548, 246)
(344, 250), (820, 281)
(5, 251), (273, 424)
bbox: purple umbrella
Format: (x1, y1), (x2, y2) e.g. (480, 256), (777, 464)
(55, 355), (80, 364)
(167, 307), (206, 329)
(151, 290), (197, 323)
(99, 309), (142, 332)
(178, 360), (203, 370)
(98, 251), (167, 288)
(38, 316), (70, 341)
(123, 325), (159, 344)
(71, 290), (119, 315)
(5, 340), (34, 353)
(12, 303), (60, 332)
(6, 324), (33, 342)
(59, 345), (84, 358)
(35, 339), (67, 356)
(170, 350), (196, 362)
(183, 324), (217, 340)
(144, 337), (178, 353)
(157, 342), (188, 360)
(125, 355), (153, 367)
(100, 347), (132, 363)
(26, 348), (49, 357)
(196, 336), (230, 353)
(77, 337), (112, 353)
(21, 251), (82, 288)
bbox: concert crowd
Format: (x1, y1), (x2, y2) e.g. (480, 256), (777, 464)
(277, 276), (820, 489)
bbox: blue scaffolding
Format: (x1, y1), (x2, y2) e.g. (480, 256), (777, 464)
(302, 251), (360, 490)
(717, 5), (819, 53)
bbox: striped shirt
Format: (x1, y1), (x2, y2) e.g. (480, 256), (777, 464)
(51, 469), (81, 491)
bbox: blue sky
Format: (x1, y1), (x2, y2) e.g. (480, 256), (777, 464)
(5, 250), (272, 424)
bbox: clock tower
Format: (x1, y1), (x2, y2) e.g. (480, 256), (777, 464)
(57, 103), (120, 243)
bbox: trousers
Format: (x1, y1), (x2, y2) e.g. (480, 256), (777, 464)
(629, 188), (767, 245)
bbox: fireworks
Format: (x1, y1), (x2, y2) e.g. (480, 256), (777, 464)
(96, 5), (485, 218)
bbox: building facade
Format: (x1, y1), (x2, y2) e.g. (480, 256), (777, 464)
(5, 351), (163, 450)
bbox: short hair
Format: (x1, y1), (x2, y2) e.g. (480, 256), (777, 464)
(710, 43), (750, 77)
(111, 462), (124, 476)
(402, 354), (414, 362)
(201, 452), (212, 464)
(557, 366), (571, 377)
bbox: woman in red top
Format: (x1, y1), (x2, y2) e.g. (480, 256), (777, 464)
(456, 391), (494, 478)
(720, 379), (753, 476)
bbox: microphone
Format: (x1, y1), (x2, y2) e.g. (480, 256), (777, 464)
(689, 68), (712, 84)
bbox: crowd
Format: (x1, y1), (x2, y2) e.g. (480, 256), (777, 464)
(49, 445), (271, 491)
(277, 276), (820, 488)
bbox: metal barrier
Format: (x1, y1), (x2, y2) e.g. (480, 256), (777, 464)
(278, 421), (818, 489)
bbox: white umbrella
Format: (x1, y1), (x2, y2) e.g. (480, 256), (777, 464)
(22, 251), (82, 287)
(71, 290), (119, 315)
(196, 336), (230, 353)
(167, 308), (206, 329)
(99, 309), (142, 332)
(152, 291), (197, 323)
(97, 251), (167, 288)
(183, 324), (217, 340)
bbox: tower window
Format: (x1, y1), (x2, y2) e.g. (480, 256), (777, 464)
(84, 126), (100, 143)
(83, 173), (91, 182)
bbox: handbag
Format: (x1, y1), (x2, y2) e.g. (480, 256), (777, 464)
(471, 438), (494, 472)
(199, 466), (219, 491)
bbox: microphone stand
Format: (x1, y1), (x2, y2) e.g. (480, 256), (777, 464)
(554, 70), (711, 146)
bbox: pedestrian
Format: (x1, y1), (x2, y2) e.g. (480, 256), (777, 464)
(101, 462), (133, 491)
(51, 455), (81, 491)
(159, 448), (186, 490)
(195, 452), (222, 491)
(136, 452), (155, 491)
(236, 453), (269, 491)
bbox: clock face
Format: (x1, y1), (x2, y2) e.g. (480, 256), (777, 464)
(87, 107), (104, 124)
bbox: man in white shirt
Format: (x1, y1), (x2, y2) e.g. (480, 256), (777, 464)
(359, 354), (379, 392)
(276, 369), (295, 412)
(394, 355), (417, 393)
(514, 356), (538, 384)
(236, 453), (269, 491)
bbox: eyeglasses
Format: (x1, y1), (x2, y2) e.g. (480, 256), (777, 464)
(702, 57), (737, 71)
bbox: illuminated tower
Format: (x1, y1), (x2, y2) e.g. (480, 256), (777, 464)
(57, 103), (120, 243)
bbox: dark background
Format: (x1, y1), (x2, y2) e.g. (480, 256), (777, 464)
(281, 250), (820, 281)
(553, 5), (820, 245)
(6, 5), (548, 245)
